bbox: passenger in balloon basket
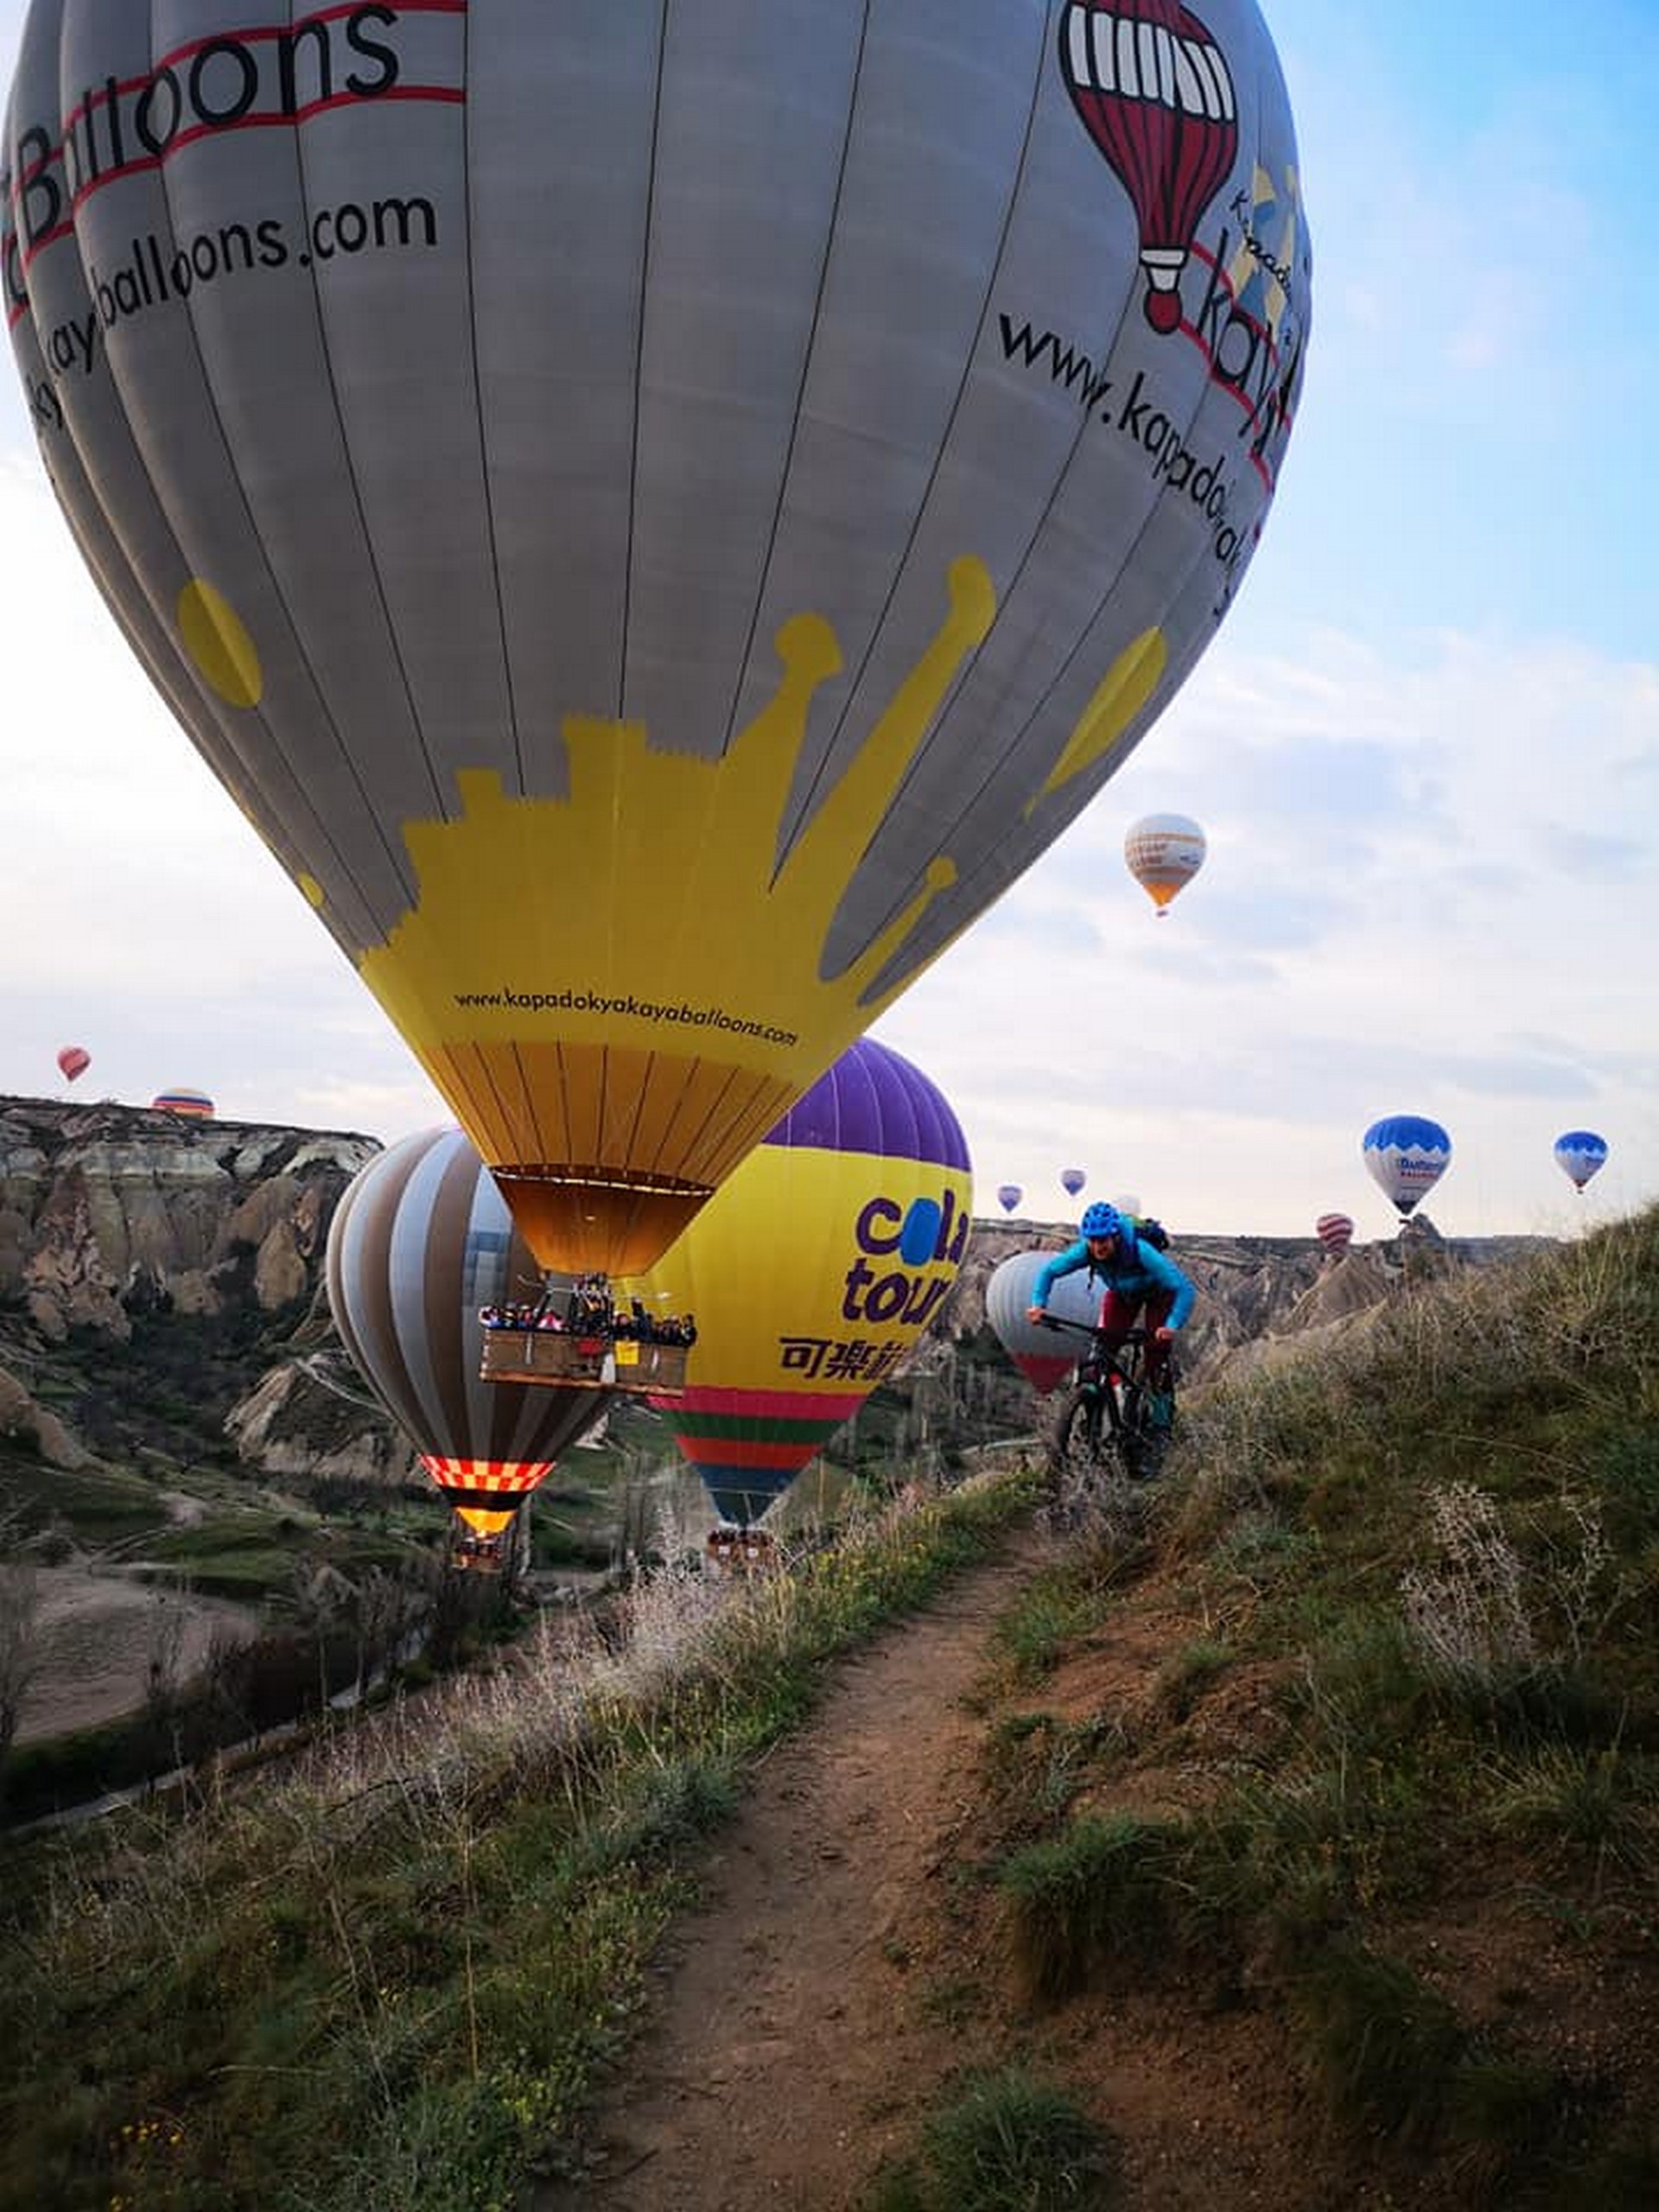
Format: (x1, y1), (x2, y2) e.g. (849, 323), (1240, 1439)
(1025, 1201), (1196, 1470)
(706, 1525), (775, 1573)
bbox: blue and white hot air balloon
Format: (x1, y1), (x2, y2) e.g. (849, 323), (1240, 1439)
(1060, 1167), (1088, 1199)
(996, 1185), (1024, 1216)
(1362, 1116), (1452, 1217)
(1553, 1131), (1609, 1193)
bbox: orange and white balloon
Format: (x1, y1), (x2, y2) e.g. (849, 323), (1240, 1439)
(1125, 814), (1206, 913)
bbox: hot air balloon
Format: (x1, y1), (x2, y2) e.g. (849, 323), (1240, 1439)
(1315, 1211), (1355, 1255)
(151, 1087), (214, 1119)
(1554, 1131), (1609, 1193)
(56, 1046), (89, 1084)
(632, 1038), (972, 1534)
(1060, 1168), (1088, 1199)
(3, 3), (1310, 1283)
(1362, 1117), (1452, 1218)
(326, 1127), (613, 1572)
(1124, 813), (1207, 913)
(997, 1185), (1024, 1216)
(985, 1249), (1102, 1396)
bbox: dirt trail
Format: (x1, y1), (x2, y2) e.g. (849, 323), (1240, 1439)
(536, 1535), (1050, 2212)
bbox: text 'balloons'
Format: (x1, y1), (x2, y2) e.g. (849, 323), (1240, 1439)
(4, 1), (1310, 1276)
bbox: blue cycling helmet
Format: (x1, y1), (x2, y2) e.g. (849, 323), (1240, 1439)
(1080, 1201), (1122, 1239)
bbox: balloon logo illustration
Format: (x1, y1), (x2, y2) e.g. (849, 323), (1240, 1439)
(1059, 1), (1240, 333)
(997, 1185), (1024, 1216)
(327, 1128), (613, 1566)
(3, 5), (1308, 1281)
(632, 1039), (972, 1531)
(1125, 813), (1207, 912)
(56, 1045), (89, 1084)
(1553, 1131), (1608, 1193)
(1362, 1116), (1452, 1218)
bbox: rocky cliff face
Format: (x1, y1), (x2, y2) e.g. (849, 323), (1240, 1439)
(0, 1097), (1555, 1491)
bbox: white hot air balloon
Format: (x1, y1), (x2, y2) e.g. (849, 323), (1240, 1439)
(1125, 814), (1207, 913)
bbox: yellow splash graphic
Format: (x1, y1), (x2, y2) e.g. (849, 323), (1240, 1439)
(179, 579), (263, 709)
(1027, 628), (1168, 812)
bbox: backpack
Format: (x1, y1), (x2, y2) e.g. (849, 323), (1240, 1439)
(1135, 1215), (1170, 1251)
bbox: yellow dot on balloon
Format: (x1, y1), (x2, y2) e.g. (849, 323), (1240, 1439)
(298, 874), (327, 910)
(177, 579), (264, 709)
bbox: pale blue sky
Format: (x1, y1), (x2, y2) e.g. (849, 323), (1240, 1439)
(1, 3), (1653, 1242)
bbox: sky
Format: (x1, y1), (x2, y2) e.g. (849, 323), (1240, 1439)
(1, 0), (1655, 1244)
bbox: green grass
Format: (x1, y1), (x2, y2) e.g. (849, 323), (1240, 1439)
(999, 1810), (1194, 2002)
(0, 1476), (1028, 2212)
(865, 2068), (1116, 2212)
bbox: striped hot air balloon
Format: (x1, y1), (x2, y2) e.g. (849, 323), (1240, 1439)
(1315, 1211), (1355, 1255)
(326, 1127), (613, 1568)
(151, 1087), (214, 1118)
(632, 1038), (973, 1529)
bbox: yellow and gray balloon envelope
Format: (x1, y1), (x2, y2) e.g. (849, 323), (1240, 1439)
(4, 0), (1311, 1277)
(326, 1126), (612, 1543)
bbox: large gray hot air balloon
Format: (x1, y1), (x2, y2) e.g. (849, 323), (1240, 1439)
(326, 1125), (613, 1568)
(4, 0), (1311, 1281)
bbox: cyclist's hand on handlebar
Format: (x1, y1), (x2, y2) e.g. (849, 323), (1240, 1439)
(1026, 1304), (1049, 1325)
(1154, 1325), (1176, 1346)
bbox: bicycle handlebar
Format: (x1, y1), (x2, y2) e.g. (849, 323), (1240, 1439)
(1035, 1316), (1150, 1344)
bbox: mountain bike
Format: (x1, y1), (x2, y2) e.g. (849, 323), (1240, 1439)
(1038, 1319), (1173, 1504)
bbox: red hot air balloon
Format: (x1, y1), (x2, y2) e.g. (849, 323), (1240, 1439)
(1315, 1212), (1355, 1256)
(1059, 0), (1241, 334)
(56, 1046), (90, 1084)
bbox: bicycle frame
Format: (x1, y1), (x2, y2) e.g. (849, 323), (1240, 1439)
(1037, 1316), (1158, 1486)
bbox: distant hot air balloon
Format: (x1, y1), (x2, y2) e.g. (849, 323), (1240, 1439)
(1316, 1211), (1355, 1255)
(1554, 1131), (1609, 1192)
(3, 3), (1310, 1282)
(632, 1038), (972, 1530)
(1125, 814), (1207, 913)
(1111, 1192), (1144, 1217)
(985, 1249), (1102, 1396)
(326, 1128), (613, 1569)
(1060, 1168), (1088, 1199)
(1362, 1116), (1452, 1218)
(56, 1046), (89, 1084)
(997, 1185), (1024, 1216)
(151, 1088), (214, 1119)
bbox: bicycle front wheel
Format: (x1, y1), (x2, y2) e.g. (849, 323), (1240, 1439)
(1052, 1384), (1113, 1488)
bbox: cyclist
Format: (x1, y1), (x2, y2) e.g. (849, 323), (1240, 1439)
(1026, 1200), (1195, 1442)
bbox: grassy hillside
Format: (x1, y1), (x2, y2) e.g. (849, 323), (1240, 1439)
(3, 1211), (1658, 2209)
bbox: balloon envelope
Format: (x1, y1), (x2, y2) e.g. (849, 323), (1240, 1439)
(996, 1185), (1023, 1216)
(1554, 1131), (1609, 1192)
(1315, 1211), (1355, 1255)
(151, 1088), (214, 1119)
(633, 1038), (972, 1528)
(56, 1046), (89, 1083)
(1125, 813), (1206, 912)
(985, 1249), (1101, 1397)
(326, 1127), (612, 1541)
(1362, 1116), (1452, 1217)
(4, 1), (1310, 1278)
(1060, 1168), (1087, 1198)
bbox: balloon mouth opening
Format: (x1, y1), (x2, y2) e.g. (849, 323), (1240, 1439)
(493, 1164), (715, 1199)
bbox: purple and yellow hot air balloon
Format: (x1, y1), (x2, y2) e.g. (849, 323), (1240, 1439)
(327, 1128), (613, 1570)
(632, 1038), (972, 1530)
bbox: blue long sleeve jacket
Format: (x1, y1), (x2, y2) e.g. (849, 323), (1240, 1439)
(1031, 1231), (1196, 1330)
